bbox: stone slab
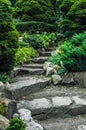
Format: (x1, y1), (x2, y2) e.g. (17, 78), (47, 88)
(73, 96), (86, 105)
(52, 96), (72, 107)
(6, 76), (51, 99)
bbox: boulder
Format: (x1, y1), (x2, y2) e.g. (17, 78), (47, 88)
(17, 109), (43, 130)
(46, 67), (54, 76)
(43, 62), (51, 71)
(0, 115), (9, 130)
(62, 73), (75, 85)
(52, 74), (62, 85)
(73, 72), (86, 87)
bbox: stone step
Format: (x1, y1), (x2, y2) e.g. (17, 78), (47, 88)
(22, 64), (43, 69)
(39, 115), (86, 130)
(10, 67), (44, 77)
(17, 67), (44, 75)
(45, 48), (54, 51)
(6, 76), (51, 100)
(39, 51), (51, 57)
(17, 96), (86, 120)
(32, 57), (48, 64)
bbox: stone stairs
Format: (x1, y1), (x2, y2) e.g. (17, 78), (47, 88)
(6, 47), (86, 130)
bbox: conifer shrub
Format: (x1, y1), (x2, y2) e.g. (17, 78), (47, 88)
(0, 0), (19, 74)
(49, 32), (86, 72)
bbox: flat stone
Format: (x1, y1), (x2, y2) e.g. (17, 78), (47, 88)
(22, 64), (43, 69)
(52, 96), (72, 107)
(17, 98), (52, 110)
(6, 76), (51, 99)
(73, 96), (86, 105)
(32, 57), (48, 64)
(18, 67), (44, 75)
(0, 115), (9, 130)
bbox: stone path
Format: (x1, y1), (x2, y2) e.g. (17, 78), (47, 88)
(6, 47), (86, 130)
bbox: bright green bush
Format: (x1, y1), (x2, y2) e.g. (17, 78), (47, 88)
(49, 32), (86, 72)
(15, 0), (56, 23)
(0, 0), (19, 74)
(5, 118), (26, 130)
(15, 47), (37, 65)
(15, 21), (57, 33)
(0, 101), (6, 115)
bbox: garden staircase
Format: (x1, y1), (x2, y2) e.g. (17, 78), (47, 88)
(6, 47), (86, 130)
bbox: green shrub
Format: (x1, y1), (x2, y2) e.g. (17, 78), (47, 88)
(23, 34), (44, 49)
(49, 32), (86, 72)
(15, 0), (56, 24)
(0, 0), (19, 74)
(0, 101), (6, 115)
(0, 73), (9, 83)
(15, 47), (37, 65)
(15, 21), (57, 33)
(5, 118), (26, 130)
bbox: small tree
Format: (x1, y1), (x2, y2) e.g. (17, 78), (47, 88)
(0, 0), (19, 74)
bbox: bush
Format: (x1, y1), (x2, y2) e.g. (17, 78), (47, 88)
(49, 32), (86, 72)
(23, 34), (44, 49)
(0, 73), (9, 83)
(5, 118), (26, 130)
(0, 101), (6, 115)
(0, 0), (19, 74)
(15, 21), (57, 33)
(15, 0), (56, 24)
(15, 47), (37, 65)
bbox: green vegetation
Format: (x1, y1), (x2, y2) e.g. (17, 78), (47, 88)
(23, 32), (57, 49)
(49, 32), (86, 72)
(57, 0), (86, 35)
(5, 118), (26, 130)
(0, 0), (19, 74)
(0, 73), (9, 83)
(15, 0), (56, 23)
(15, 47), (37, 65)
(15, 21), (57, 33)
(0, 101), (6, 115)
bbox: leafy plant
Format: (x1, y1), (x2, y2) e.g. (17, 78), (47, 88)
(0, 73), (9, 83)
(5, 118), (26, 130)
(0, 101), (6, 115)
(15, 47), (37, 65)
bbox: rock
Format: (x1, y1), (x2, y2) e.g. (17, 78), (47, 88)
(52, 96), (72, 107)
(73, 72), (86, 87)
(0, 98), (16, 119)
(72, 125), (86, 130)
(0, 115), (9, 130)
(0, 82), (4, 87)
(17, 109), (43, 130)
(46, 67), (54, 76)
(62, 73), (75, 85)
(52, 74), (62, 85)
(43, 62), (51, 71)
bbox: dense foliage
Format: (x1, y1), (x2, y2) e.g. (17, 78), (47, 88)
(23, 32), (57, 49)
(15, 0), (56, 24)
(57, 0), (86, 35)
(15, 21), (57, 33)
(5, 118), (26, 130)
(15, 47), (37, 65)
(0, 0), (19, 74)
(49, 32), (86, 72)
